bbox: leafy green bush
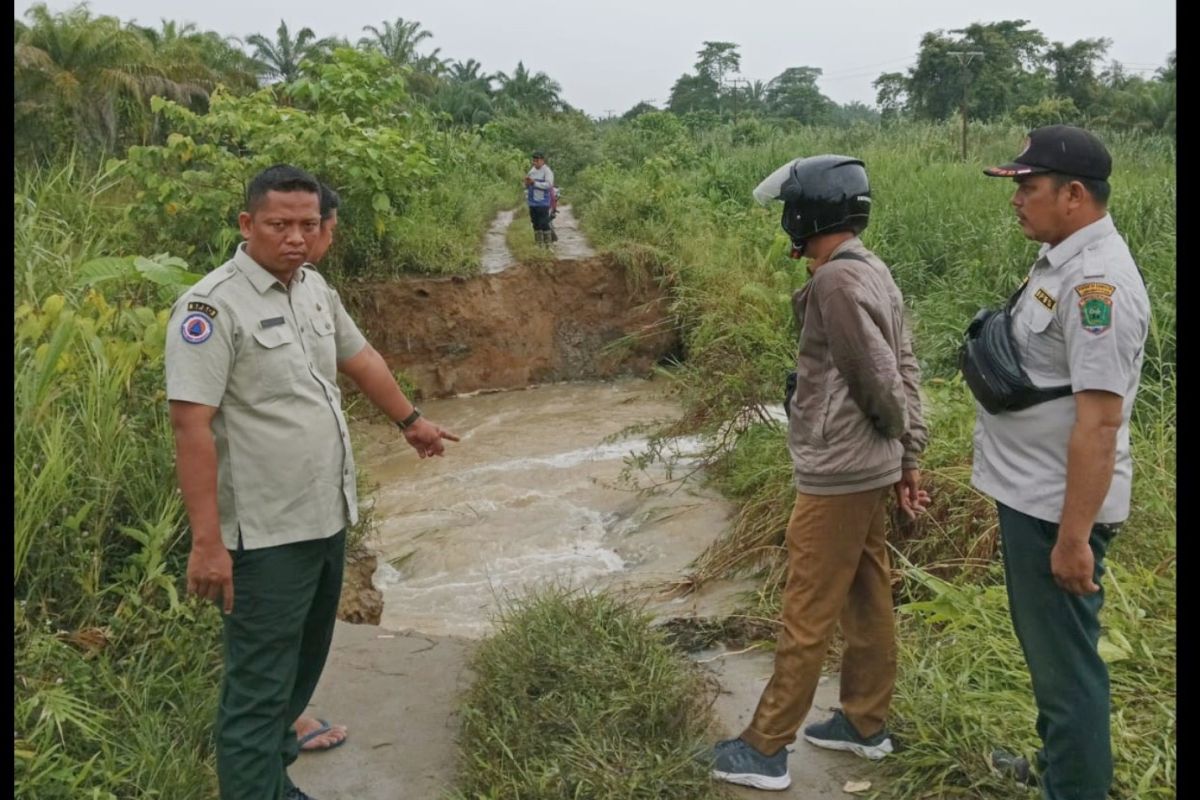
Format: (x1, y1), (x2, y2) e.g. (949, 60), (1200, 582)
(114, 49), (522, 277)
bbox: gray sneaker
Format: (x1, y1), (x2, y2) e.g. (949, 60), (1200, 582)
(710, 737), (791, 791)
(803, 709), (894, 760)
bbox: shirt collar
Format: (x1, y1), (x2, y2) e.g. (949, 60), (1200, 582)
(829, 236), (866, 259)
(232, 243), (305, 293)
(1037, 214), (1116, 271)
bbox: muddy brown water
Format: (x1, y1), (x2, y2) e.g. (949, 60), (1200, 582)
(352, 378), (741, 638)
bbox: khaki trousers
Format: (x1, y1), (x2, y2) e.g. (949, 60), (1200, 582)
(741, 488), (896, 756)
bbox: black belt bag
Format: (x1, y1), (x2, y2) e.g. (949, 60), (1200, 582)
(958, 281), (1072, 415)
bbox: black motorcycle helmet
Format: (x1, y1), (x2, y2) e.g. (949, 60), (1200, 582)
(752, 155), (871, 256)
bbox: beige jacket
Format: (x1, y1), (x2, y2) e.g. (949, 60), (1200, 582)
(787, 238), (926, 495)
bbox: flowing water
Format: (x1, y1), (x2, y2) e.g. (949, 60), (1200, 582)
(351, 378), (740, 638)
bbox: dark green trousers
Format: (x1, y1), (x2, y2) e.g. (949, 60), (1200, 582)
(216, 530), (345, 800)
(997, 503), (1117, 800)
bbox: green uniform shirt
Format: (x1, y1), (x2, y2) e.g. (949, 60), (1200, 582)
(971, 214), (1151, 524)
(165, 244), (368, 550)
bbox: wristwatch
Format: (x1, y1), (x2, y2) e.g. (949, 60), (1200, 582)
(395, 408), (422, 430)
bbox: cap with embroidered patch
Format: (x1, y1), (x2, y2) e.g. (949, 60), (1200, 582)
(983, 125), (1112, 181)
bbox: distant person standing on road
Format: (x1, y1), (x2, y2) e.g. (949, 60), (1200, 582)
(525, 150), (555, 248)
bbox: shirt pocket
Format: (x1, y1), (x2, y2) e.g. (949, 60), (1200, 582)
(1019, 303), (1066, 379)
(245, 324), (301, 403)
(310, 313), (338, 379)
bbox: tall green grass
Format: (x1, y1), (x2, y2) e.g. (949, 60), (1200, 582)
(14, 158), (225, 797)
(451, 588), (729, 800)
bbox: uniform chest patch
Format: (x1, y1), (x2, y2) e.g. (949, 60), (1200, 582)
(186, 301), (218, 319)
(1075, 283), (1116, 334)
(181, 313), (213, 344)
(1034, 288), (1057, 311)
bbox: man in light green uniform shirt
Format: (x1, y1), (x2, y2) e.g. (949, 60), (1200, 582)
(166, 164), (458, 800)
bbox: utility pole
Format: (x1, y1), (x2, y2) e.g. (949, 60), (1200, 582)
(947, 51), (984, 160)
(725, 77), (750, 116)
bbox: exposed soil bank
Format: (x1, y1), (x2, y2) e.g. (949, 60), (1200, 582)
(341, 257), (678, 398)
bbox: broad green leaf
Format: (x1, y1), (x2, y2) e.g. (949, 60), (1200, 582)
(77, 257), (135, 287)
(133, 257), (201, 287)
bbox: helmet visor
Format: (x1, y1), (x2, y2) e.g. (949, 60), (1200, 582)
(752, 159), (801, 206)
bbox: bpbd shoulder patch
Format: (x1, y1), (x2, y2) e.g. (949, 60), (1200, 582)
(181, 313), (213, 344)
(187, 301), (218, 319)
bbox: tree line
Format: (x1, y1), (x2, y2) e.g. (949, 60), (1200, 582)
(14, 5), (1175, 164)
(655, 20), (1172, 133)
(14, 3), (568, 161)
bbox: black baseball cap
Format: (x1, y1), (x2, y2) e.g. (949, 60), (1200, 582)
(531, 150), (545, 159)
(983, 125), (1112, 181)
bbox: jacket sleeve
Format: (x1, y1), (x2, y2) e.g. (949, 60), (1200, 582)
(897, 314), (927, 468)
(817, 284), (908, 440)
(533, 167), (554, 191)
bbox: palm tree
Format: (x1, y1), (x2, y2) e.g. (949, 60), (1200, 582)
(130, 18), (199, 48)
(245, 20), (336, 83)
(494, 61), (564, 113)
(449, 58), (493, 92)
(189, 30), (265, 91)
(432, 82), (495, 127)
(357, 17), (432, 68)
(412, 46), (450, 77)
(15, 3), (209, 154)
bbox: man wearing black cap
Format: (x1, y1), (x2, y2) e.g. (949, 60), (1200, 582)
(524, 150), (555, 247)
(972, 125), (1150, 799)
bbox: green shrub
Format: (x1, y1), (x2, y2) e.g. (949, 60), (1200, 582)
(452, 588), (728, 800)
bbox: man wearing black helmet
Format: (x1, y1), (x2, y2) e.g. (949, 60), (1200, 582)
(711, 155), (930, 791)
(970, 126), (1150, 799)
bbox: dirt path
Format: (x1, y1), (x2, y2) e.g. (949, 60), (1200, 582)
(546, 204), (596, 260)
(479, 208), (515, 274)
(479, 204), (595, 274)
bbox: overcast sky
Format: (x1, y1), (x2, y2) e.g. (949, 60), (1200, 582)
(17, 0), (1176, 115)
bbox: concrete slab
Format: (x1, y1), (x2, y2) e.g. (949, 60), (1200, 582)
(287, 622), (474, 800)
(699, 648), (887, 799)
